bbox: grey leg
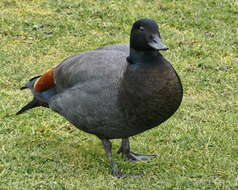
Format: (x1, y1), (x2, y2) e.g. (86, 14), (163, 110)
(117, 138), (158, 161)
(101, 139), (124, 177)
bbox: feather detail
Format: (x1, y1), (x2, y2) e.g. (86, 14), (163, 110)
(16, 98), (39, 115)
(34, 69), (55, 92)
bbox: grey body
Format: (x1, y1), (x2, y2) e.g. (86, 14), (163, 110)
(50, 50), (130, 139)
(49, 49), (182, 139)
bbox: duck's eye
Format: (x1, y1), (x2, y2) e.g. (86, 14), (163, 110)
(138, 26), (145, 31)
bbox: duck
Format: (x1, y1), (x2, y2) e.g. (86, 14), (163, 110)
(17, 18), (183, 177)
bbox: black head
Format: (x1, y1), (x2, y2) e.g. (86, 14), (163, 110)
(130, 18), (168, 51)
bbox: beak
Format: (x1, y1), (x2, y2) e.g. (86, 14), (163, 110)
(148, 34), (168, 51)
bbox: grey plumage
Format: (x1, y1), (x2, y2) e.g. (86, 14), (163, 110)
(49, 50), (131, 138)
(49, 49), (182, 139)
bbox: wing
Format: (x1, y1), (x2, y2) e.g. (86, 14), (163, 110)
(49, 50), (128, 135)
(53, 49), (127, 92)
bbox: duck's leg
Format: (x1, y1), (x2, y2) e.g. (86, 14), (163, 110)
(117, 138), (158, 161)
(101, 139), (124, 177)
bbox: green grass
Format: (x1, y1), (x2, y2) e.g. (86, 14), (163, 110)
(0, 0), (237, 189)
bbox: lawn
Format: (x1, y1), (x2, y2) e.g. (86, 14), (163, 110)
(0, 0), (237, 189)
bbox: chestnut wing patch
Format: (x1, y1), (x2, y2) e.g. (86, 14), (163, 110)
(34, 69), (55, 92)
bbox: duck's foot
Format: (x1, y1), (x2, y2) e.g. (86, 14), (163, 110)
(117, 138), (158, 162)
(112, 168), (126, 178)
(101, 138), (157, 177)
(120, 151), (158, 161)
(101, 139), (126, 178)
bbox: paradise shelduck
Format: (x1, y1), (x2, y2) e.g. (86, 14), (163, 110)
(17, 18), (183, 177)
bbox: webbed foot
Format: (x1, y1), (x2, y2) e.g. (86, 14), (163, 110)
(117, 138), (158, 161)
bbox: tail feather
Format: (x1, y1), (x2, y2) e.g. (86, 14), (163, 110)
(29, 75), (41, 81)
(17, 74), (55, 115)
(19, 75), (41, 91)
(20, 86), (28, 90)
(16, 98), (39, 115)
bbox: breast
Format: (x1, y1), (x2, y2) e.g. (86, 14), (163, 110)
(119, 59), (183, 134)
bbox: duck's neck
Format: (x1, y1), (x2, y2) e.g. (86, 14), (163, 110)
(128, 48), (162, 64)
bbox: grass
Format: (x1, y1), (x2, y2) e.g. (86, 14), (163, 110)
(0, 0), (237, 189)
